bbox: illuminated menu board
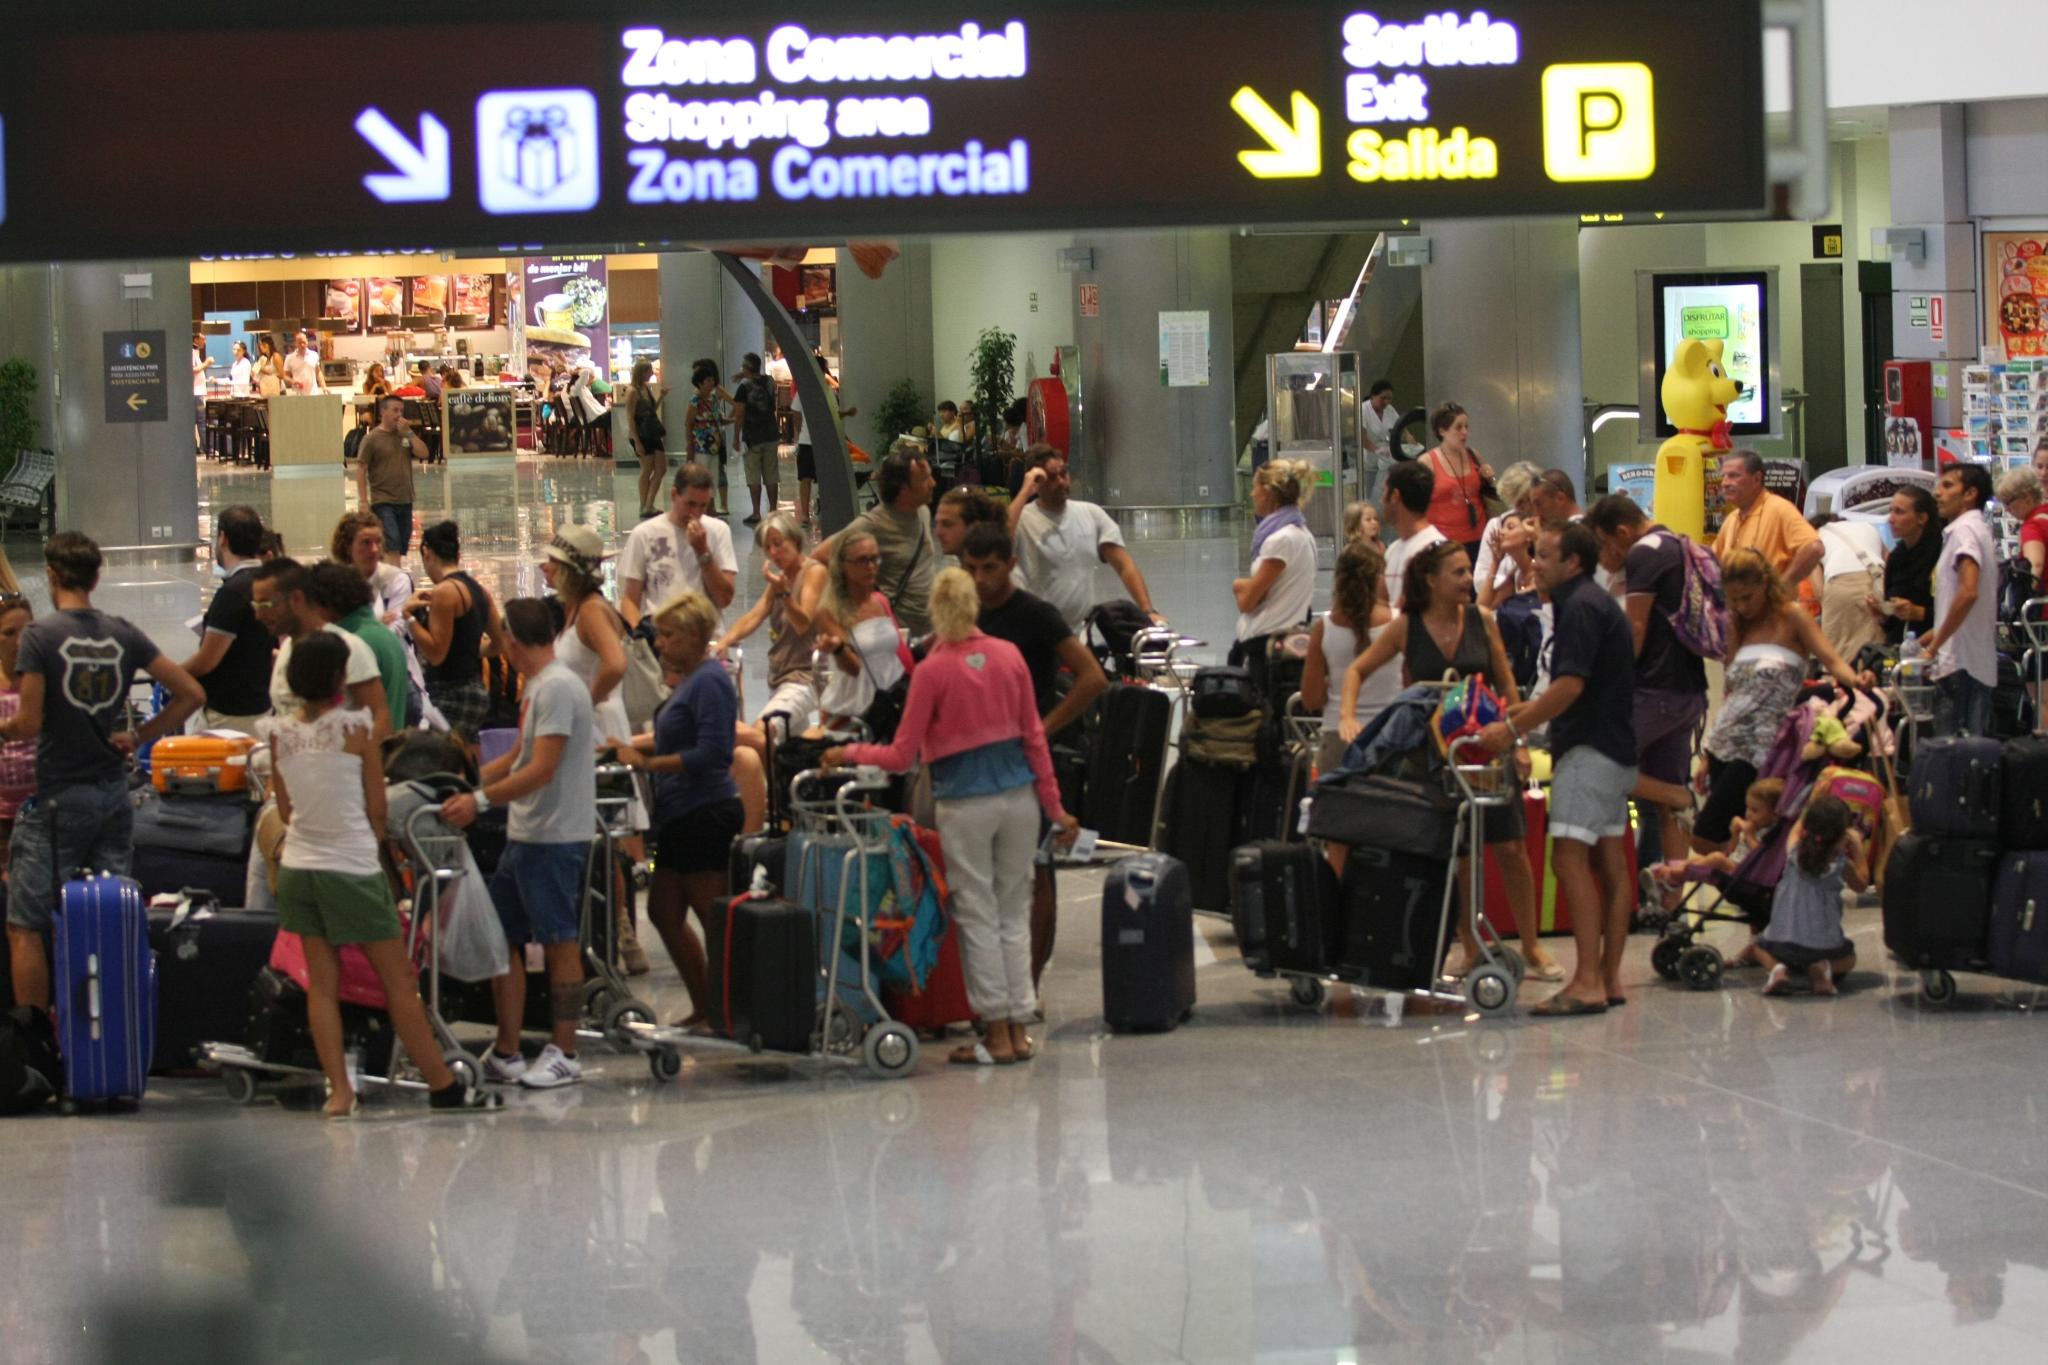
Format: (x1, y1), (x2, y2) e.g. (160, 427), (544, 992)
(0, 2), (1765, 262)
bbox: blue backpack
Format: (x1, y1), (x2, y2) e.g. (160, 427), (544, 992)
(1494, 591), (1545, 694)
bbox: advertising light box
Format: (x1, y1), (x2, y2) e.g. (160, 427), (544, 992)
(0, 1), (1767, 262)
(1639, 268), (1782, 440)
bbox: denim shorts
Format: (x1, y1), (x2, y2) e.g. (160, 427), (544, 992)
(489, 840), (588, 947)
(7, 778), (135, 932)
(371, 502), (413, 557)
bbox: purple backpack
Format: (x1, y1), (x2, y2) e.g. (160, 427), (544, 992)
(1666, 534), (1728, 660)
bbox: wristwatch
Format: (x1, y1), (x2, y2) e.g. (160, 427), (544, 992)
(473, 789), (492, 814)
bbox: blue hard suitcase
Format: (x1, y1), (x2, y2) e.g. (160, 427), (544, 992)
(1101, 853), (1197, 1032)
(53, 873), (157, 1106)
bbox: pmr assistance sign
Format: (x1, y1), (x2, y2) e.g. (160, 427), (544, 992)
(0, 2), (1765, 262)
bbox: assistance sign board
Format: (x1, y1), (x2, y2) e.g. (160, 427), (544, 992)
(0, 2), (1766, 261)
(103, 331), (167, 425)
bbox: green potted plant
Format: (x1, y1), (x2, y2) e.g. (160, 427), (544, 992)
(0, 359), (37, 484)
(968, 327), (1017, 465)
(872, 378), (927, 448)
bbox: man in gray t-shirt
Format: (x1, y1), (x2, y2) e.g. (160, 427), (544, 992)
(440, 598), (597, 1089)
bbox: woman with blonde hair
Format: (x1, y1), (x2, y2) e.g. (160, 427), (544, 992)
(1693, 549), (1864, 856)
(812, 529), (912, 735)
(826, 570), (1078, 1065)
(1235, 458), (1319, 644)
(610, 589), (742, 1028)
(1473, 460), (1543, 607)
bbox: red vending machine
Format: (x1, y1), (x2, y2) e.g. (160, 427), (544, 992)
(1884, 360), (1932, 468)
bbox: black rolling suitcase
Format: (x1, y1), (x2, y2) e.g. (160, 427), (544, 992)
(1084, 682), (1172, 846)
(1101, 853), (1197, 1032)
(1159, 757), (1241, 913)
(1230, 842), (1340, 976)
(1909, 737), (2002, 839)
(1882, 833), (1997, 970)
(149, 903), (278, 1074)
(1989, 851), (2048, 983)
(246, 965), (395, 1078)
(2001, 735), (2048, 850)
(1338, 844), (1450, 991)
(719, 892), (817, 1053)
(729, 833), (790, 897)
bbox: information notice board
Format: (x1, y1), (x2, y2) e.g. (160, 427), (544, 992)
(0, 1), (1767, 262)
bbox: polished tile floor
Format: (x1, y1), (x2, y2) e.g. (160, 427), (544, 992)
(7, 458), (2048, 1364)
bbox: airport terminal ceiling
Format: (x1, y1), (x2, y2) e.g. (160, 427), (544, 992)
(0, 0), (1765, 262)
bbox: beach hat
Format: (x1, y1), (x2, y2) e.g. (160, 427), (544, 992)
(545, 524), (608, 575)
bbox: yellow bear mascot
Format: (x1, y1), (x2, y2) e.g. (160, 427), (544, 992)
(1651, 339), (1742, 540)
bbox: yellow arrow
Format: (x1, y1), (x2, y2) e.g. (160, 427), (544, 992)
(126, 392), (147, 412)
(1232, 86), (1321, 179)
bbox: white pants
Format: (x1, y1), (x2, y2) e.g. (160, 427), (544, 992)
(936, 783), (1041, 1023)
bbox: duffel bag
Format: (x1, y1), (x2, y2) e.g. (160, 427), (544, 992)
(131, 786), (253, 859)
(1305, 771), (1459, 859)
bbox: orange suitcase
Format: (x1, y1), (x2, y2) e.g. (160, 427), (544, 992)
(151, 734), (257, 795)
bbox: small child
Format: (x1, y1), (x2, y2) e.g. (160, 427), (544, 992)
(1649, 777), (1785, 890)
(1342, 500), (1382, 547)
(1756, 792), (1865, 996)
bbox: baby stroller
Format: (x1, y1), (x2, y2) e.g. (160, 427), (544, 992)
(1650, 687), (1891, 991)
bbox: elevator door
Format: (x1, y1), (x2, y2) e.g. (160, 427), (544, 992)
(1800, 263), (1847, 474)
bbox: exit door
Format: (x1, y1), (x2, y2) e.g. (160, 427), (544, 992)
(1859, 261), (1894, 461)
(1799, 263), (1847, 474)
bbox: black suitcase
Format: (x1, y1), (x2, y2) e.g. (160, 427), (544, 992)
(1882, 833), (1997, 970)
(2001, 735), (2048, 850)
(1339, 843), (1450, 991)
(1237, 746), (1312, 845)
(1306, 771), (1460, 857)
(729, 833), (790, 897)
(1990, 850), (2048, 983)
(1190, 666), (1259, 720)
(1231, 842), (1340, 976)
(246, 965), (395, 1078)
(1909, 737), (2002, 840)
(131, 844), (248, 905)
(1101, 853), (1197, 1032)
(720, 894), (817, 1054)
(1159, 757), (1241, 913)
(1084, 682), (1172, 846)
(149, 905), (278, 1074)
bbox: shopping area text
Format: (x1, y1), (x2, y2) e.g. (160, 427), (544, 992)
(0, 2), (1765, 262)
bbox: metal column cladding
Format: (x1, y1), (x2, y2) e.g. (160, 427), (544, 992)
(0, 1), (1767, 262)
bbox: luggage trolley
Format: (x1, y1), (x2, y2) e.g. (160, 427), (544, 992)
(203, 802), (479, 1103)
(1425, 737), (1527, 1018)
(576, 762), (688, 1082)
(787, 767), (922, 1079)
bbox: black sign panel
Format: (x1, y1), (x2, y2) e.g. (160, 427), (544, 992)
(0, 1), (1765, 262)
(103, 331), (168, 424)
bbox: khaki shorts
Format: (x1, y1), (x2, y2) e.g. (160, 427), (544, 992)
(743, 439), (778, 484)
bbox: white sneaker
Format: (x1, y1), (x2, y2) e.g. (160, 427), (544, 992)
(482, 1049), (528, 1084)
(519, 1044), (583, 1089)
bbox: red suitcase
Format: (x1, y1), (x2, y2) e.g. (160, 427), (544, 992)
(1481, 789), (1637, 940)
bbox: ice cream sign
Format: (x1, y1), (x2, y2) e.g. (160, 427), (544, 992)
(619, 20), (1032, 206)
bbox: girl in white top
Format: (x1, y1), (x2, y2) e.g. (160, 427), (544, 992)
(814, 530), (911, 733)
(1234, 459), (1318, 643)
(228, 341), (254, 398)
(262, 632), (495, 1117)
(1301, 541), (1398, 774)
(541, 528), (648, 831)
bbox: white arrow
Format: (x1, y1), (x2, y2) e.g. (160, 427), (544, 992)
(355, 108), (450, 203)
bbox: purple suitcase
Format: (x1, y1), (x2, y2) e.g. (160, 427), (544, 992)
(53, 873), (157, 1106)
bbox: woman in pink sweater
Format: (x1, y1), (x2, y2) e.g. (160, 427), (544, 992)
(827, 568), (1079, 1065)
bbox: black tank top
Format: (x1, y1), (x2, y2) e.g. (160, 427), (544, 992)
(1404, 605), (1497, 691)
(422, 570), (489, 687)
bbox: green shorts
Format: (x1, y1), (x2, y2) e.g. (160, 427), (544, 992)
(275, 867), (402, 946)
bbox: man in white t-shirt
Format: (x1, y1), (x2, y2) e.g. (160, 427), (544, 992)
(1006, 445), (1166, 632)
(1920, 463), (1999, 737)
(619, 463), (739, 628)
(1380, 460), (1446, 613)
(283, 330), (322, 394)
(1359, 379), (1400, 507)
(252, 559), (391, 738)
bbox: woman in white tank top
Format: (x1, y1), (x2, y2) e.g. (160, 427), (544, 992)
(1301, 541), (1399, 774)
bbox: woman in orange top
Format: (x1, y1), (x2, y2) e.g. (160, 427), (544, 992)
(1421, 402), (1494, 558)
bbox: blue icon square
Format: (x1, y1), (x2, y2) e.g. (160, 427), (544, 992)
(476, 89), (600, 214)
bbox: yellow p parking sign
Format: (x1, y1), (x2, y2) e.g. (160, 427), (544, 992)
(1541, 62), (1655, 182)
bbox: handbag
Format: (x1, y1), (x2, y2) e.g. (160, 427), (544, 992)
(1431, 674), (1506, 760)
(620, 619), (669, 732)
(1305, 771), (1460, 857)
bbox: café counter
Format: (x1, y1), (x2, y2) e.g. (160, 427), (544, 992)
(267, 393), (346, 469)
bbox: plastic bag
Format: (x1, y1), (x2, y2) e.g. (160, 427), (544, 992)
(435, 844), (511, 983)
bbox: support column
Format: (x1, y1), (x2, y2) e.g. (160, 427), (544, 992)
(1420, 220), (1584, 485)
(835, 241), (934, 467)
(0, 260), (199, 555)
(655, 250), (727, 457)
(1069, 230), (1236, 512)
(1886, 104), (1976, 364)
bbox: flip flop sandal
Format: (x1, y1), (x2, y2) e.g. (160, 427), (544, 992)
(1530, 994), (1608, 1018)
(949, 1041), (1008, 1066)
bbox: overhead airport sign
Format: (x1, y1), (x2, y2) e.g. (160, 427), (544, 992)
(0, 1), (1765, 262)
